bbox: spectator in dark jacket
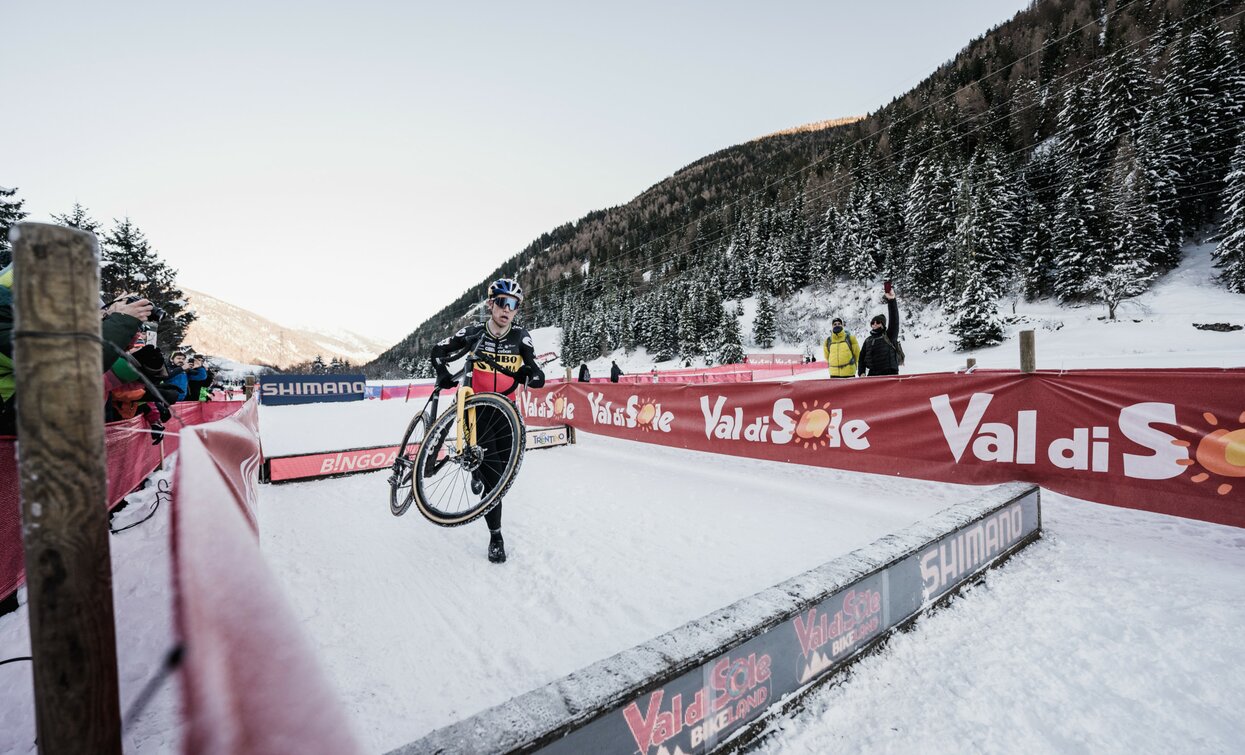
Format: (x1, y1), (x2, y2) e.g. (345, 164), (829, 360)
(1, 265), (150, 435)
(858, 290), (901, 377)
(578, 363), (591, 382)
(609, 361), (622, 383)
(185, 355), (209, 401)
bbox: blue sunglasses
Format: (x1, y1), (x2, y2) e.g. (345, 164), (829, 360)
(491, 297), (519, 311)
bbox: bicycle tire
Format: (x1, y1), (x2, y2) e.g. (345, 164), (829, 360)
(412, 392), (526, 527)
(389, 411), (428, 517)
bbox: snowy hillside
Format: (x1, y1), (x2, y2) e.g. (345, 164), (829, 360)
(554, 241), (1244, 379)
(183, 288), (393, 367)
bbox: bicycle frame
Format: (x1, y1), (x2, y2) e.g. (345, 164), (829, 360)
(453, 330), (489, 455)
(424, 328), (524, 458)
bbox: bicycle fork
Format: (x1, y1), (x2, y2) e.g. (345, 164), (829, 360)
(455, 385), (477, 455)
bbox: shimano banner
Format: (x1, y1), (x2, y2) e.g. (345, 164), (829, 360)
(259, 374), (367, 406)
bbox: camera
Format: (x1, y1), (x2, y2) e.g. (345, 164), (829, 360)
(124, 294), (167, 323)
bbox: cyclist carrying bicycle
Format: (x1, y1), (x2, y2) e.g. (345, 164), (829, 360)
(429, 277), (545, 563)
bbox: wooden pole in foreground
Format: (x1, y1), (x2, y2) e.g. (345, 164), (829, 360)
(244, 373), (256, 399)
(12, 223), (123, 754)
(1020, 330), (1036, 373)
(966, 357), (977, 370)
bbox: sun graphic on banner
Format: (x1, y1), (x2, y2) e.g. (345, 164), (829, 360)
(553, 395), (567, 417)
(794, 401), (835, 449)
(634, 397), (659, 431)
(1177, 410), (1245, 496)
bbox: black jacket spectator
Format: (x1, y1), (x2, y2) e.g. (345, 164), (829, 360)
(185, 360), (209, 401)
(858, 296), (901, 377)
(578, 364), (591, 382)
(609, 361), (622, 383)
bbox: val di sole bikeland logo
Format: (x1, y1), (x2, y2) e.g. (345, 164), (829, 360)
(1181, 410), (1245, 496)
(699, 395), (871, 450)
(791, 587), (883, 684)
(931, 394), (1245, 496)
(622, 653), (773, 754)
(520, 390), (576, 421)
(587, 392), (674, 432)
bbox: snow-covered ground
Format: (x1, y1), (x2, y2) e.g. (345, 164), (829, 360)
(1, 240), (1242, 755)
(755, 491), (1245, 755)
(258, 433), (969, 753)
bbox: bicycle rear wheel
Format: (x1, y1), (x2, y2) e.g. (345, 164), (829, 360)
(389, 410), (428, 517)
(412, 392), (525, 527)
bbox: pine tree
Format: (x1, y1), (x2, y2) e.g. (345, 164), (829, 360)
(813, 204), (842, 281)
(948, 256), (1004, 350)
(842, 184), (881, 281)
(677, 294), (702, 359)
(100, 217), (197, 351)
(718, 314), (745, 365)
(1096, 136), (1162, 319)
(949, 149), (1019, 300)
(1051, 144), (1104, 301)
(903, 153), (956, 294)
(312, 355), (326, 374)
(1018, 155), (1057, 300)
(1214, 139), (1245, 293)
(1134, 105), (1185, 269)
(1094, 50), (1152, 153)
(752, 294), (775, 349)
(51, 203), (101, 236)
(0, 186), (28, 269)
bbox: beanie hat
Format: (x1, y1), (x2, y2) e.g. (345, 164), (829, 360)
(871, 314), (887, 326)
(133, 345), (168, 378)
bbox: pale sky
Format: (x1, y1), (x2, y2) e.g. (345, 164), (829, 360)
(3, 1), (1032, 344)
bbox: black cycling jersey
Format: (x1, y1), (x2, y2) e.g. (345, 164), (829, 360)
(429, 322), (546, 395)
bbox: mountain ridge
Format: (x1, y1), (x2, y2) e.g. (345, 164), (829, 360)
(182, 288), (392, 368)
(367, 0), (1245, 378)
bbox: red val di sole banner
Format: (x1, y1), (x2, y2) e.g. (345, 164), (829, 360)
(516, 369), (1245, 528)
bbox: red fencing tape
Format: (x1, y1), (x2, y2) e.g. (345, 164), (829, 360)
(517, 369), (1245, 528)
(1, 401), (247, 602)
(173, 399), (362, 755)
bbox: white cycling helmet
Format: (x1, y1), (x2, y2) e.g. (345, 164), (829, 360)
(488, 277), (524, 302)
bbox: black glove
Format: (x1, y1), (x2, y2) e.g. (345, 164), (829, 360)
(133, 345), (168, 379)
(435, 368), (456, 391)
(156, 402), (172, 423)
(519, 364), (545, 389)
(157, 385), (181, 406)
(150, 422), (165, 445)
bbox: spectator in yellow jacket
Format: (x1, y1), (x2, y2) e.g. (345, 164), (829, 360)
(822, 317), (859, 378)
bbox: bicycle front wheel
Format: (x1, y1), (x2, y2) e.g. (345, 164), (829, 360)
(389, 410), (428, 517)
(412, 392), (526, 527)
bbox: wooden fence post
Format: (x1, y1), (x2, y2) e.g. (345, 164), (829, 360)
(244, 374), (256, 399)
(1020, 330), (1036, 373)
(12, 222), (123, 754)
(966, 358), (977, 370)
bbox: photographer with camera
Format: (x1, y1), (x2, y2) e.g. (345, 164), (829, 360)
(185, 354), (211, 401)
(1, 267), (152, 436)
